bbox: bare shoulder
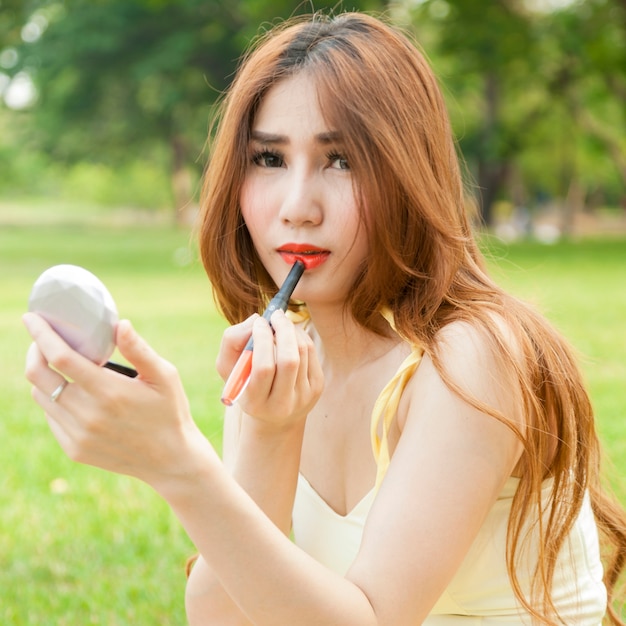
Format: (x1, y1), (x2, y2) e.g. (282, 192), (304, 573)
(400, 315), (527, 435)
(351, 321), (526, 620)
(433, 314), (524, 395)
(436, 313), (523, 368)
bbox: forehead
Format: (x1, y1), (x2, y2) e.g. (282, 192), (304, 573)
(251, 73), (330, 135)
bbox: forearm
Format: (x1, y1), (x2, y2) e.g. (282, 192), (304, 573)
(163, 446), (378, 626)
(231, 418), (305, 534)
(182, 308), (327, 622)
(186, 556), (254, 626)
(186, 418), (305, 623)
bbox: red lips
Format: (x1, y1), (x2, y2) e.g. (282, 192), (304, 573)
(277, 244), (330, 270)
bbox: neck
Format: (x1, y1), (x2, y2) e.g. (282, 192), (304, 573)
(305, 304), (404, 376)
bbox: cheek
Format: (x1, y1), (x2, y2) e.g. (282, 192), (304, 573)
(342, 197), (369, 258)
(239, 177), (267, 237)
(339, 181), (365, 229)
(239, 177), (253, 221)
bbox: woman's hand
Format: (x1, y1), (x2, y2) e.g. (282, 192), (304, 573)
(216, 310), (323, 428)
(23, 312), (213, 490)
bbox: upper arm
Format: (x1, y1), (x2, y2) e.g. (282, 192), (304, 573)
(347, 321), (525, 625)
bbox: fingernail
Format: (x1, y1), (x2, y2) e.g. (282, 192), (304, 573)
(116, 319), (132, 341)
(22, 313), (35, 331)
(254, 316), (269, 328)
(118, 319), (132, 332)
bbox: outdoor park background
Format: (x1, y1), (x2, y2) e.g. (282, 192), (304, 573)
(1, 0), (625, 624)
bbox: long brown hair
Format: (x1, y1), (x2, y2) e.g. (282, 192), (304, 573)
(198, 12), (626, 624)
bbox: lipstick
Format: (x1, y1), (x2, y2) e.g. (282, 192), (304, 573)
(278, 244), (330, 271)
(221, 260), (305, 406)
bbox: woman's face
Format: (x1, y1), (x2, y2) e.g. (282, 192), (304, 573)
(240, 73), (369, 309)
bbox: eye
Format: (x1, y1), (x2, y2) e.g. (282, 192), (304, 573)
(327, 152), (350, 171)
(251, 150), (284, 168)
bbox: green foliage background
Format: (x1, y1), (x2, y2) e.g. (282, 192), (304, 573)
(1, 0), (624, 223)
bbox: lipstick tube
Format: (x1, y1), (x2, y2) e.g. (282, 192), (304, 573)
(221, 260), (305, 406)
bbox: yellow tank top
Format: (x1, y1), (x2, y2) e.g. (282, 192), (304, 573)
(370, 346), (424, 490)
(289, 311), (606, 623)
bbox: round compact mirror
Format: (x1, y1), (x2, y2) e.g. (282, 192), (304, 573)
(28, 264), (119, 365)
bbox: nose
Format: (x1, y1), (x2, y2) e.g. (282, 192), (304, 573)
(278, 170), (323, 228)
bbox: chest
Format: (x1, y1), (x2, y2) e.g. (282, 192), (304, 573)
(299, 355), (408, 516)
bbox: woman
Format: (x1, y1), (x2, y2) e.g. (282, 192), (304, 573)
(24, 12), (625, 625)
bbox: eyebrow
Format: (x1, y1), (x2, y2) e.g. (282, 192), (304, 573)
(250, 130), (343, 145)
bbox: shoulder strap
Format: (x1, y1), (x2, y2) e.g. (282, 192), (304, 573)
(370, 347), (424, 491)
(286, 306), (310, 326)
(288, 307), (423, 490)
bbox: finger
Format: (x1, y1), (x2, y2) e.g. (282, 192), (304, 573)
(24, 338), (70, 396)
(293, 329), (312, 392)
(247, 316), (277, 396)
(292, 330), (325, 407)
(25, 340), (50, 384)
(305, 336), (324, 396)
(23, 312), (101, 384)
(269, 309), (300, 396)
(115, 319), (173, 383)
(216, 315), (259, 379)
(44, 407), (72, 442)
(32, 383), (71, 419)
(31, 390), (83, 461)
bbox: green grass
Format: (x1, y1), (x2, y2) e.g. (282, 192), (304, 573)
(1, 221), (225, 625)
(1, 218), (625, 624)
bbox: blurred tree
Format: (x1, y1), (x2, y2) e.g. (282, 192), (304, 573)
(545, 1), (626, 182)
(1, 1), (32, 108)
(11, 0), (385, 220)
(394, 0), (626, 228)
(395, 0), (547, 226)
(0, 0), (30, 51)
(5, 0), (624, 226)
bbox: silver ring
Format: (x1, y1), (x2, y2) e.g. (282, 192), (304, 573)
(50, 380), (68, 403)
